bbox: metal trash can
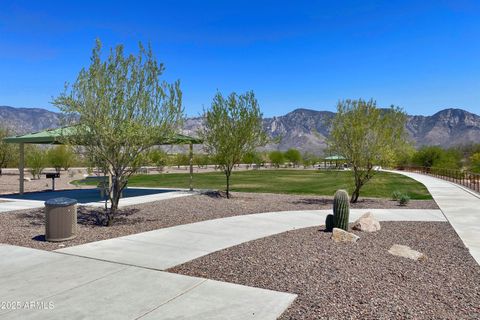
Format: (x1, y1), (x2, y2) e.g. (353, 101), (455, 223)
(44, 197), (77, 242)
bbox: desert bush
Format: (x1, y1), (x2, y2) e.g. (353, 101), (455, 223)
(148, 149), (168, 171)
(411, 146), (461, 169)
(47, 145), (75, 172)
(398, 193), (410, 206)
(391, 190), (402, 201)
(27, 147), (46, 179)
(269, 151), (285, 168)
(172, 153), (190, 169)
(284, 148), (302, 167)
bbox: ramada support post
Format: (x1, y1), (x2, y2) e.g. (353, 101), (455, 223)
(189, 143), (193, 191)
(19, 143), (24, 194)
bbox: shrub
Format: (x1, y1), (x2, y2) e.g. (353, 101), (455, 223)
(411, 146), (461, 169)
(27, 148), (46, 179)
(269, 151), (285, 168)
(172, 153), (190, 169)
(398, 193), (410, 206)
(284, 148), (302, 167)
(470, 152), (480, 173)
(391, 190), (402, 201)
(148, 149), (168, 171)
(47, 145), (75, 172)
(194, 154), (211, 168)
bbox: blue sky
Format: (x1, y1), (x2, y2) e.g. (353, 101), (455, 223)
(1, 0), (479, 117)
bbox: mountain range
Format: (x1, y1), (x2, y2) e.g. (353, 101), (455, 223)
(1, 105), (479, 154)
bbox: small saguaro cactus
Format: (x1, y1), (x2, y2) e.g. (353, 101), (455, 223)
(333, 189), (350, 231)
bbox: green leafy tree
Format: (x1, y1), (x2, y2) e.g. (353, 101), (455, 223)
(470, 152), (480, 173)
(200, 91), (266, 198)
(302, 152), (318, 168)
(435, 149), (462, 169)
(193, 153), (211, 168)
(0, 128), (17, 175)
(47, 145), (75, 172)
(259, 152), (269, 167)
(173, 153), (190, 169)
(393, 143), (416, 168)
(284, 148), (302, 167)
(329, 99), (408, 203)
(148, 149), (168, 171)
(53, 39), (183, 226)
(27, 146), (47, 179)
(269, 150), (285, 168)
(411, 146), (461, 169)
(411, 146), (444, 168)
(242, 151), (263, 168)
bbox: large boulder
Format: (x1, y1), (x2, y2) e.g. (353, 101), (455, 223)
(331, 228), (359, 243)
(388, 244), (427, 261)
(352, 212), (381, 232)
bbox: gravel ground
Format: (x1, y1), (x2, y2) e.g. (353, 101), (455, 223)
(170, 221), (480, 320)
(0, 192), (437, 250)
(0, 169), (92, 195)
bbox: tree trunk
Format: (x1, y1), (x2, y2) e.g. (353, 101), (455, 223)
(350, 187), (360, 203)
(106, 177), (123, 226)
(351, 167), (361, 203)
(226, 171), (231, 199)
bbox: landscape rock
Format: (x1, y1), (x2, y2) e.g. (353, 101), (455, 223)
(352, 212), (381, 232)
(388, 244), (426, 261)
(331, 228), (359, 243)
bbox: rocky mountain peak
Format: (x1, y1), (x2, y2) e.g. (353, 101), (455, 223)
(0, 105), (478, 154)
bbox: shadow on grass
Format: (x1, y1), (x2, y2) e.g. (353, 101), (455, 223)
(291, 197), (331, 205)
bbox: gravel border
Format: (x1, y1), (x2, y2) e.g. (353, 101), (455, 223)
(0, 192), (438, 251)
(170, 221), (480, 319)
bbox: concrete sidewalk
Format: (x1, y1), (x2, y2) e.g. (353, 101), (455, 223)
(0, 188), (193, 213)
(391, 170), (480, 265)
(1, 207), (448, 319)
(0, 244), (296, 320)
(57, 208), (445, 270)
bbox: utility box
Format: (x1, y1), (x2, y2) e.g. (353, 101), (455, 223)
(44, 197), (77, 242)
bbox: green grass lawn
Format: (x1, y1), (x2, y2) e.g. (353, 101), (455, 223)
(76, 169), (432, 200)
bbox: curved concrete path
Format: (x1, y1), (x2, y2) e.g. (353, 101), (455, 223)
(1, 208), (446, 319)
(0, 188), (194, 213)
(390, 170), (480, 265)
(57, 208), (445, 270)
(0, 244), (295, 320)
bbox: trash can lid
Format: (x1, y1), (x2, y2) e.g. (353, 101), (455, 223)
(45, 197), (78, 207)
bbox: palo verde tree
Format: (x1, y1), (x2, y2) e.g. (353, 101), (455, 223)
(54, 39), (183, 225)
(26, 146), (46, 180)
(269, 150), (285, 168)
(47, 145), (75, 172)
(284, 148), (302, 167)
(0, 128), (17, 175)
(328, 99), (408, 203)
(200, 91), (266, 198)
(470, 152), (480, 173)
